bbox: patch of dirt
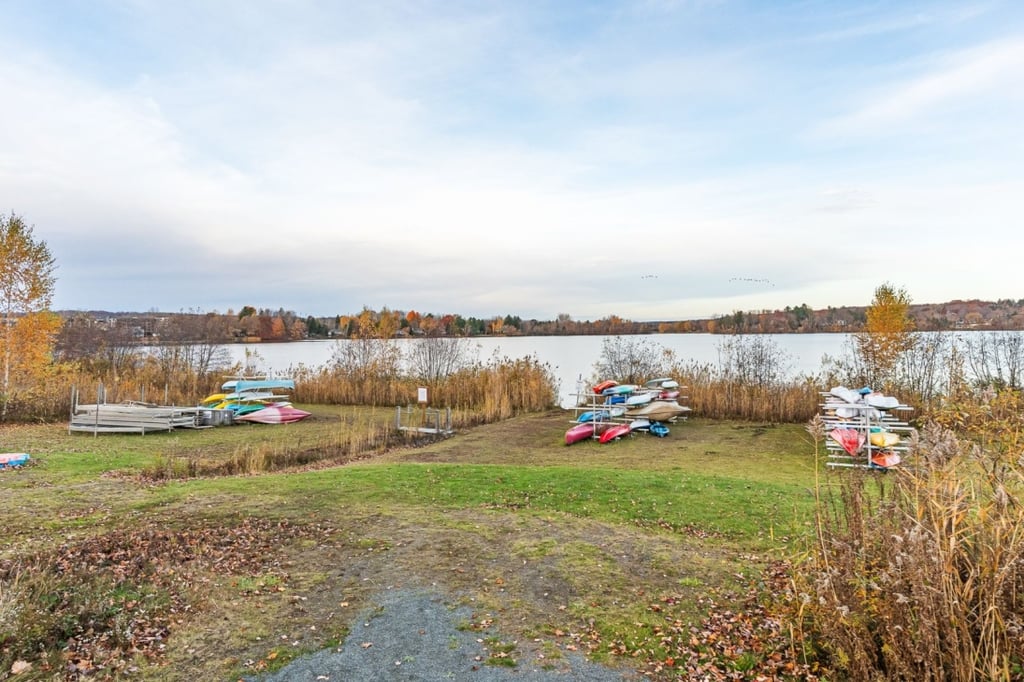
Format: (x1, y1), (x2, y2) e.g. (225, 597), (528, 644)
(159, 508), (790, 681)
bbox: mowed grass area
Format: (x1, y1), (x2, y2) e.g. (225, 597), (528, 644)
(0, 408), (825, 680)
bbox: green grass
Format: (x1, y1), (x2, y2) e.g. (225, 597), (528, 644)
(176, 463), (812, 546)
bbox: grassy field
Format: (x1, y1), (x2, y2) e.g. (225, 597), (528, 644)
(0, 407), (827, 680)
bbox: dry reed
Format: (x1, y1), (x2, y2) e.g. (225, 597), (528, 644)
(792, 408), (1024, 680)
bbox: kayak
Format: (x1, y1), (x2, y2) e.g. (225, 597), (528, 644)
(592, 380), (618, 394)
(602, 384), (638, 396)
(648, 422), (670, 438)
(235, 405), (311, 425)
(870, 451), (901, 469)
(628, 418), (651, 431)
(869, 431), (900, 448)
(625, 401), (690, 422)
(624, 392), (654, 407)
(830, 428), (865, 455)
(0, 453), (30, 468)
(598, 423), (631, 443)
(565, 422), (611, 445)
(643, 377), (678, 389)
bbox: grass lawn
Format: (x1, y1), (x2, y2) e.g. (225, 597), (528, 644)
(0, 408), (828, 680)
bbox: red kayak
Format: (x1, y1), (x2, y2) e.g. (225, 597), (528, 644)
(598, 423), (631, 444)
(236, 405), (311, 424)
(592, 380), (618, 394)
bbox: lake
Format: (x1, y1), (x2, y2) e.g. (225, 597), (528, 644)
(219, 333), (852, 408)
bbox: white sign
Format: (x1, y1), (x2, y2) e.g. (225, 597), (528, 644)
(417, 387), (428, 404)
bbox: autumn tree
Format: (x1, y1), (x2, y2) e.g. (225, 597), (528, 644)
(853, 282), (915, 387)
(331, 306), (402, 387)
(0, 213), (59, 421)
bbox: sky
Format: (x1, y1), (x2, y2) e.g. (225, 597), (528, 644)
(2, 1), (1022, 321)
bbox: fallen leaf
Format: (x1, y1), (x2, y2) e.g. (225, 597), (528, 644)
(10, 660), (32, 675)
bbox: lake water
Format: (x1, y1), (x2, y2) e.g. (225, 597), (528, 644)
(219, 333), (852, 408)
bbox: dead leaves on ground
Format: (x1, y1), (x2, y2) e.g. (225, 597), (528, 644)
(1, 518), (327, 679)
(609, 561), (821, 680)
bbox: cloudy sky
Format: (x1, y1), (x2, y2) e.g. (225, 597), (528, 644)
(2, 1), (1022, 321)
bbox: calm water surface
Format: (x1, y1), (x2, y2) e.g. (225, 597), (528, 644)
(221, 333), (851, 408)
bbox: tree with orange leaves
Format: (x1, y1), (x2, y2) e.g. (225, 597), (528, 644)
(1, 213), (58, 421)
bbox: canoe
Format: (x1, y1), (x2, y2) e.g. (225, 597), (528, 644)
(598, 423), (631, 443)
(235, 405), (311, 425)
(625, 400), (691, 422)
(0, 453), (30, 468)
(565, 422), (610, 445)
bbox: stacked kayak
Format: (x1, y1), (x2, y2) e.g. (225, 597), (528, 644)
(201, 377), (309, 425)
(565, 377), (689, 445)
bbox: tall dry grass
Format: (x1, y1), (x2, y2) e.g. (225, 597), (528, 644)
(5, 349), (558, 425)
(291, 353), (557, 424)
(142, 420), (419, 480)
(792, 397), (1024, 680)
(664, 360), (822, 423)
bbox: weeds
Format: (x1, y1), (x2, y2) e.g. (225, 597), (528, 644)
(792, 403), (1024, 680)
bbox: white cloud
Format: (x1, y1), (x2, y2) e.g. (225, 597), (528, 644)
(1, 2), (1021, 318)
(815, 38), (1024, 139)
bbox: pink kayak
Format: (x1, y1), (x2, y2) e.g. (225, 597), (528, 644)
(565, 422), (610, 445)
(236, 405), (311, 424)
(829, 428), (864, 455)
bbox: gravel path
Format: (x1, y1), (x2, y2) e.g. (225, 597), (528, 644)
(244, 589), (635, 681)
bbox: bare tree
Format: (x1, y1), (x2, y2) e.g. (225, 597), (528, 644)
(406, 334), (476, 383)
(593, 336), (674, 383)
(962, 331), (1024, 389)
(716, 335), (792, 389)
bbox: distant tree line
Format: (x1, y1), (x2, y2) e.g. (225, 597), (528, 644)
(53, 297), (1024, 351)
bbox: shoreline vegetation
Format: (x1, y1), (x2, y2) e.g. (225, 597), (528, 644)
(54, 297), (1024, 348)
